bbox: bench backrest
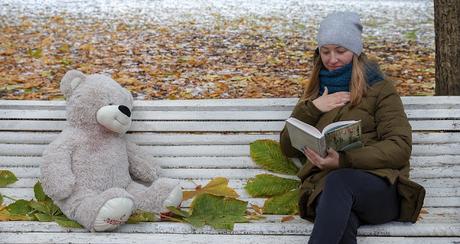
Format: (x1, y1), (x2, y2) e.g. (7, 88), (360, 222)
(0, 97), (459, 209)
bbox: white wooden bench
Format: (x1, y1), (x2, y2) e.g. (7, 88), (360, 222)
(0, 97), (459, 244)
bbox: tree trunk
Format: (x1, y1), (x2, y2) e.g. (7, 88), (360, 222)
(434, 0), (460, 95)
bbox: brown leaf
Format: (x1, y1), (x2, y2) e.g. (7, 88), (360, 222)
(281, 215), (295, 222)
(250, 204), (264, 215)
(417, 208), (429, 221)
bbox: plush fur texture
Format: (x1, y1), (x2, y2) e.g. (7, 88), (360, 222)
(40, 70), (181, 231)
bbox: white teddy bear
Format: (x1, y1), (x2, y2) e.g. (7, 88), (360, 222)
(40, 70), (182, 231)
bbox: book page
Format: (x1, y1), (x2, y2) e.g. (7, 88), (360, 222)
(286, 117), (322, 138)
(285, 118), (326, 156)
(325, 121), (362, 152)
(286, 118), (327, 156)
(322, 120), (360, 135)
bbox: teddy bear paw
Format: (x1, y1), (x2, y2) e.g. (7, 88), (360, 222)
(161, 185), (183, 212)
(93, 197), (134, 232)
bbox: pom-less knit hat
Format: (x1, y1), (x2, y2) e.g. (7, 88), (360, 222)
(317, 11), (363, 55)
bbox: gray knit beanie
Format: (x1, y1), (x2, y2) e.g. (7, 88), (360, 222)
(317, 11), (363, 55)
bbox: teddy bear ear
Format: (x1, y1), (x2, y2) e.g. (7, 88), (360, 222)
(60, 70), (86, 98)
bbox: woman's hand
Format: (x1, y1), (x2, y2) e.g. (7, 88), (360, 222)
(303, 147), (340, 170)
(312, 87), (351, 112)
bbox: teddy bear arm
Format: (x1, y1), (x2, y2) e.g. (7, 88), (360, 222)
(40, 148), (76, 200)
(126, 141), (160, 183)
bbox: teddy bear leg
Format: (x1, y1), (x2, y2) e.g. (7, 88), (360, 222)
(126, 178), (182, 214)
(93, 197), (134, 232)
(71, 187), (134, 231)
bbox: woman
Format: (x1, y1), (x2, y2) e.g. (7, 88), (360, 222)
(279, 11), (425, 244)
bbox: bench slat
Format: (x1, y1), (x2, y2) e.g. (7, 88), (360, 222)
(1, 96), (460, 109)
(1, 132), (460, 145)
(1, 155), (459, 168)
(0, 120), (283, 132)
(5, 177), (458, 190)
(1, 144), (459, 157)
(4, 166), (459, 180)
(1, 120), (460, 132)
(0, 99), (297, 110)
(2, 185), (458, 200)
(0, 215), (458, 236)
(0, 232), (458, 244)
(0, 188), (458, 208)
(0, 110), (294, 120)
(2, 109), (460, 120)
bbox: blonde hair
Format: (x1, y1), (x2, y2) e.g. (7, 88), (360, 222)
(302, 51), (370, 106)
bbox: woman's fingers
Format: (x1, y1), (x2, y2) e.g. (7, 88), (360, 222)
(303, 147), (315, 162)
(323, 86), (329, 96)
(335, 93), (350, 102)
(305, 148), (324, 169)
(329, 92), (350, 108)
(327, 147), (338, 155)
(313, 91), (350, 112)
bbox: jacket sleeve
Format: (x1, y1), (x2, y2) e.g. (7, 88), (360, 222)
(280, 98), (324, 157)
(339, 81), (412, 170)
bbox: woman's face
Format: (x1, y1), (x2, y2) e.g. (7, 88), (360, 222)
(319, 45), (354, 71)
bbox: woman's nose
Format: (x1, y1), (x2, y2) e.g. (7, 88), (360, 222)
(329, 53), (338, 63)
(118, 105), (131, 117)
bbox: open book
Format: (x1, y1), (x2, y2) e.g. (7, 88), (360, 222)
(285, 117), (362, 157)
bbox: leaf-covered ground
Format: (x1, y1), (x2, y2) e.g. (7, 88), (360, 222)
(0, 0), (435, 100)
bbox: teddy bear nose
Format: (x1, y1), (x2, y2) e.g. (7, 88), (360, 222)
(118, 105), (131, 117)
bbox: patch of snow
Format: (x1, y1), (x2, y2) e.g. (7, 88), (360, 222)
(0, 0), (434, 47)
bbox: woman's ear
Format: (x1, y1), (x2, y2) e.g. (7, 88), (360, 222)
(60, 70), (86, 98)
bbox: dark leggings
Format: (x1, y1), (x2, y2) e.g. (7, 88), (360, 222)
(308, 168), (400, 244)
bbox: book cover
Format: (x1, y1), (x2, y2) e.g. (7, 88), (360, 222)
(285, 117), (362, 157)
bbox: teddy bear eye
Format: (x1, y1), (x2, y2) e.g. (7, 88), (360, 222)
(108, 103), (114, 106)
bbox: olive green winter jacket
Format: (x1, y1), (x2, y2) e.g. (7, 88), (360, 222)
(280, 79), (425, 223)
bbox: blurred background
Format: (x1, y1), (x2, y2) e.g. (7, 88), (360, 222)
(0, 0), (435, 100)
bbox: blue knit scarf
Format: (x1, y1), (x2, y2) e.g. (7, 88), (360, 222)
(319, 62), (384, 95)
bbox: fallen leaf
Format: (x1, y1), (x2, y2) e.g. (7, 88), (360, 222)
(263, 189), (300, 215)
(250, 140), (298, 175)
(0, 170), (18, 187)
(183, 177), (239, 201)
(281, 215), (295, 222)
(127, 210), (158, 224)
(417, 208), (429, 221)
(249, 204), (264, 215)
(245, 174), (300, 197)
(184, 193), (248, 230)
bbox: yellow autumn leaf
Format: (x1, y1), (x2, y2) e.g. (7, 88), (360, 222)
(183, 177), (239, 201)
(40, 37), (53, 47)
(50, 16), (65, 24)
(20, 19), (33, 29)
(1, 48), (16, 56)
(79, 43), (94, 52)
(0, 210), (34, 221)
(58, 44), (70, 53)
